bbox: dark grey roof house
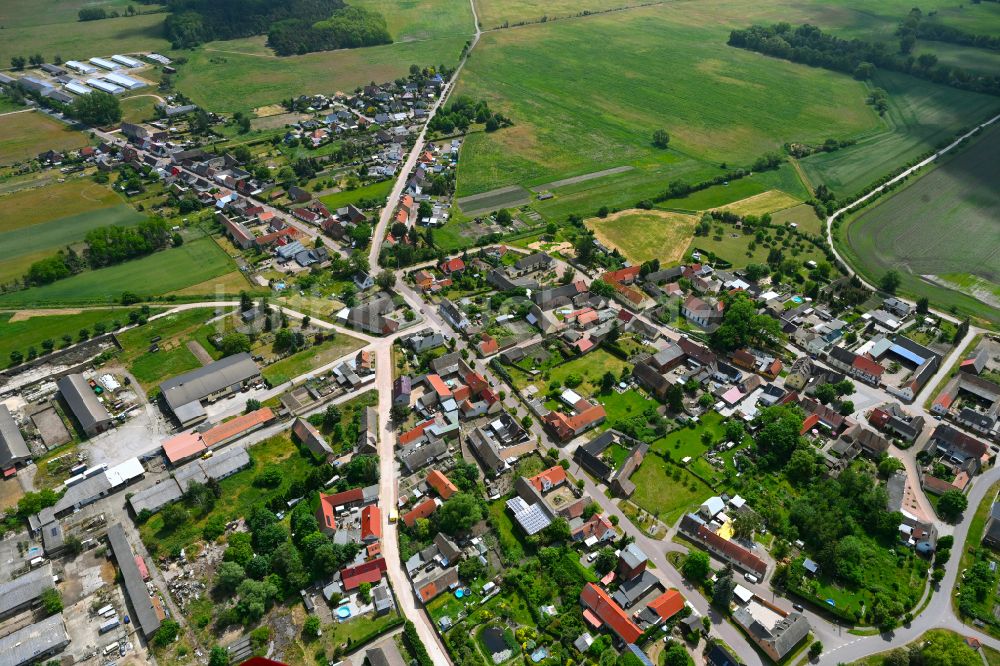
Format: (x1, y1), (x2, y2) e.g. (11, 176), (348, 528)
(160, 353), (260, 426)
(107, 523), (161, 637)
(0, 404), (31, 470)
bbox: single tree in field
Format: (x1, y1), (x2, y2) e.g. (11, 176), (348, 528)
(879, 270), (901, 295)
(652, 129), (670, 148)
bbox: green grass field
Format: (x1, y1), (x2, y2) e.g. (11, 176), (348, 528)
(0, 235), (241, 307)
(0, 12), (168, 66)
(319, 179), (394, 210)
(454, 4), (879, 200)
(0, 179), (124, 233)
(631, 454), (713, 525)
(800, 71), (1000, 197)
(585, 209), (697, 265)
(119, 96), (159, 124)
(172, 0), (474, 116)
(0, 308), (147, 365)
(0, 111), (90, 165)
(261, 333), (367, 385)
(839, 123), (1000, 326)
(117, 307), (223, 386)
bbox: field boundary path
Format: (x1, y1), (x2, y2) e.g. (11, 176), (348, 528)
(824, 112), (1000, 322)
(529, 165), (634, 191)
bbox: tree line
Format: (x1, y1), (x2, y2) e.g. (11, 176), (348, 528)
(164, 0), (346, 48)
(901, 7), (1000, 52)
(26, 218), (173, 286)
(728, 22), (1000, 97)
(267, 6), (391, 56)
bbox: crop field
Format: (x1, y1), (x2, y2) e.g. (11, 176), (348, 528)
(171, 0), (474, 114)
(585, 209), (697, 265)
(318, 179), (394, 210)
(456, 185), (533, 215)
(0, 12), (168, 66)
(475, 0), (655, 29)
(710, 189), (800, 217)
(0, 180), (143, 284)
(454, 4), (879, 199)
(0, 236), (241, 307)
(840, 123), (1000, 326)
(0, 111), (89, 165)
(800, 71), (1000, 197)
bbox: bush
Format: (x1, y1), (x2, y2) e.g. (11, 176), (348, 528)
(153, 620), (180, 647)
(40, 588), (63, 615)
(402, 621), (432, 666)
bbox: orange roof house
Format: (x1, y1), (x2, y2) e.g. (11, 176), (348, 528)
(340, 557), (386, 590)
(478, 334), (499, 356)
(580, 583), (642, 644)
(403, 498), (439, 527)
(528, 465), (567, 493)
(427, 374), (452, 399)
(398, 418), (436, 446)
(543, 401), (607, 441)
(646, 590), (685, 622)
(360, 505), (382, 542)
(427, 470), (458, 499)
(439, 257), (466, 275)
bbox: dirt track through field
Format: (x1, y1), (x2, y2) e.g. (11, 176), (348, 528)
(9, 308), (83, 321)
(530, 165), (634, 191)
(187, 340), (214, 365)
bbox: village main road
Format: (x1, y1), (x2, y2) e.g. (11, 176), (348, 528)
(367, 0), (482, 270)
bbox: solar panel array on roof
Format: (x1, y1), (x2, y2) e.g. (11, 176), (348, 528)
(506, 496), (552, 535)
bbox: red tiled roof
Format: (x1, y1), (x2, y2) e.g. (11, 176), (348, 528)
(696, 524), (766, 577)
(202, 408), (274, 447)
(361, 505), (381, 541)
(580, 583), (642, 644)
(427, 470), (458, 499)
(465, 372), (488, 395)
(398, 418), (435, 445)
(317, 488), (364, 529)
(528, 465), (566, 493)
(427, 374), (452, 398)
(440, 258), (465, 274)
(479, 335), (499, 355)
(852, 354), (885, 377)
(647, 589), (685, 621)
(868, 408), (890, 428)
(403, 498), (438, 527)
(340, 557), (386, 590)
(800, 413), (820, 435)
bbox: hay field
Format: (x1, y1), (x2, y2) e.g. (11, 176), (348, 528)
(585, 209), (697, 264)
(710, 190), (800, 217)
(841, 124), (1000, 326)
(0, 111), (89, 165)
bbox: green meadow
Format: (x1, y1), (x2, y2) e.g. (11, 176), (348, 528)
(0, 236), (241, 307)
(171, 0), (475, 113)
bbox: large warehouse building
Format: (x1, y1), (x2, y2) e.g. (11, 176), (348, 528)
(159, 353), (261, 426)
(56, 374), (111, 437)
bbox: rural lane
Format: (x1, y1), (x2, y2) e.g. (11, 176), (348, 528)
(823, 112), (1000, 322)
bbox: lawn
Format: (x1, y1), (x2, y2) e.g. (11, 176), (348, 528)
(351, 0), (474, 41)
(772, 204), (824, 236)
(649, 411), (727, 458)
(630, 453), (714, 526)
(599, 389), (657, 428)
(0, 308), (158, 366)
(0, 111), (90, 165)
(585, 209), (697, 265)
(119, 96), (159, 124)
(139, 432), (320, 556)
(0, 181), (144, 284)
(800, 70), (1000, 197)
(839, 122), (1000, 326)
(530, 349), (631, 399)
(0, 235), (243, 307)
(117, 307), (225, 387)
(261, 332), (367, 385)
(319, 179), (394, 211)
(691, 222), (826, 270)
(652, 163), (811, 212)
(454, 3), (879, 198)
